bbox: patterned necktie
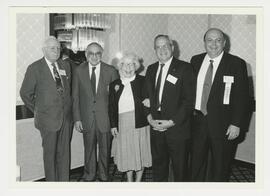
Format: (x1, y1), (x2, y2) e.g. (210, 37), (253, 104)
(52, 63), (64, 94)
(200, 59), (214, 115)
(91, 66), (96, 97)
(155, 63), (165, 110)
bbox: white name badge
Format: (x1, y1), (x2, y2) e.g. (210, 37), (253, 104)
(166, 74), (178, 84)
(59, 69), (66, 76)
(223, 76), (234, 83)
(223, 76), (234, 104)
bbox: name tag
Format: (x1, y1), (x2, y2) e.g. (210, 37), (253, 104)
(166, 74), (178, 84)
(59, 69), (66, 76)
(223, 76), (234, 83)
(223, 76), (234, 104)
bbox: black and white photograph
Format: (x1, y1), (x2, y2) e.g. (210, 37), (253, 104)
(2, 1), (268, 196)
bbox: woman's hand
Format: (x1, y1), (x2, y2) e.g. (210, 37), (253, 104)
(111, 127), (118, 137)
(142, 98), (150, 108)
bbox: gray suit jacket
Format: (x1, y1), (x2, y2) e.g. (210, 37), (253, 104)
(72, 61), (118, 133)
(20, 57), (72, 132)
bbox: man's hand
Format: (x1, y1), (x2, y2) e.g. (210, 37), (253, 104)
(155, 120), (175, 130)
(111, 127), (118, 137)
(142, 98), (150, 108)
(74, 121), (84, 133)
(226, 124), (240, 140)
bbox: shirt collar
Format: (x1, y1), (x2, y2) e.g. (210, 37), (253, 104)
(89, 62), (101, 68)
(159, 56), (173, 67)
(44, 57), (57, 67)
(121, 75), (136, 85)
(206, 51), (224, 67)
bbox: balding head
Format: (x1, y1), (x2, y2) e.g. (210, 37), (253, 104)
(42, 36), (60, 63)
(203, 28), (226, 58)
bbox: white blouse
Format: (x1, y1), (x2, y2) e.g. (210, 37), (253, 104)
(118, 75), (136, 114)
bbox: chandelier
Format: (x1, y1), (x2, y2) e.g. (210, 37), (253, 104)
(53, 14), (111, 52)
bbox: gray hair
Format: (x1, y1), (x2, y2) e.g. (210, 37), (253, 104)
(117, 52), (140, 71)
(154, 34), (173, 49)
(42, 36), (59, 48)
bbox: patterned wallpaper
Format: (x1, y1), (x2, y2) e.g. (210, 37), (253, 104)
(168, 14), (208, 62)
(16, 14), (47, 104)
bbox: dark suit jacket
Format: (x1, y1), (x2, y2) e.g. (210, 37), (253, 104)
(72, 61), (119, 133)
(144, 57), (195, 139)
(20, 57), (72, 132)
(191, 52), (249, 138)
(109, 75), (148, 129)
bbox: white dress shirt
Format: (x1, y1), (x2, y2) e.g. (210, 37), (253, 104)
(118, 75), (136, 114)
(88, 62), (101, 93)
(155, 57), (173, 110)
(45, 57), (61, 81)
(195, 52), (224, 110)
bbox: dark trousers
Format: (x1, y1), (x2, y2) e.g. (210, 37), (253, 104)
(82, 119), (111, 181)
(190, 111), (237, 182)
(150, 128), (188, 182)
(40, 118), (72, 181)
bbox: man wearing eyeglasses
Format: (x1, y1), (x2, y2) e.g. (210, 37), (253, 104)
(143, 35), (195, 181)
(20, 36), (73, 181)
(72, 42), (119, 182)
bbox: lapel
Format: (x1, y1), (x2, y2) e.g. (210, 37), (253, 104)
(130, 75), (140, 101)
(162, 57), (178, 99)
(150, 62), (159, 91)
(82, 62), (94, 98)
(96, 62), (104, 97)
(57, 59), (68, 90)
(40, 57), (57, 86)
(194, 53), (207, 76)
(114, 79), (124, 101)
(208, 52), (228, 100)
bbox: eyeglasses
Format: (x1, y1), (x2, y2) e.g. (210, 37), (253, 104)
(88, 52), (102, 57)
(155, 44), (171, 50)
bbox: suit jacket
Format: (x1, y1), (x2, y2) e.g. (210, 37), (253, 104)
(72, 61), (119, 133)
(20, 57), (72, 132)
(191, 52), (249, 138)
(109, 75), (148, 129)
(144, 57), (195, 139)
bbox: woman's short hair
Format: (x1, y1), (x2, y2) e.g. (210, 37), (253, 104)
(117, 52), (140, 71)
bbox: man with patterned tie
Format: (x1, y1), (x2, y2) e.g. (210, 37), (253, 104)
(143, 34), (195, 181)
(72, 42), (118, 182)
(190, 28), (249, 181)
(20, 36), (73, 181)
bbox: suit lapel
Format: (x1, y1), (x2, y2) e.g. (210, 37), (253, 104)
(162, 57), (178, 101)
(96, 62), (104, 97)
(82, 62), (94, 98)
(40, 58), (56, 86)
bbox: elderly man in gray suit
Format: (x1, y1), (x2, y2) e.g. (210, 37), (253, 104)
(20, 36), (73, 181)
(72, 42), (119, 182)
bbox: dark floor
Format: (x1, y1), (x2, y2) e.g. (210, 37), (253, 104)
(37, 159), (255, 182)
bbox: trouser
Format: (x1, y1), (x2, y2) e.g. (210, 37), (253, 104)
(150, 128), (188, 182)
(82, 119), (111, 181)
(40, 118), (73, 181)
(190, 111), (237, 182)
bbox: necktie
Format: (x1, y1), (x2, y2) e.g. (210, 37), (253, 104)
(155, 63), (165, 110)
(200, 59), (214, 115)
(91, 66), (96, 97)
(52, 63), (64, 94)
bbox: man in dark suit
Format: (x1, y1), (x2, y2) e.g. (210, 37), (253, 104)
(72, 42), (118, 182)
(190, 28), (249, 182)
(144, 34), (195, 182)
(20, 36), (73, 181)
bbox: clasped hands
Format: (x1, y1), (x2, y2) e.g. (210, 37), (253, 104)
(147, 114), (174, 132)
